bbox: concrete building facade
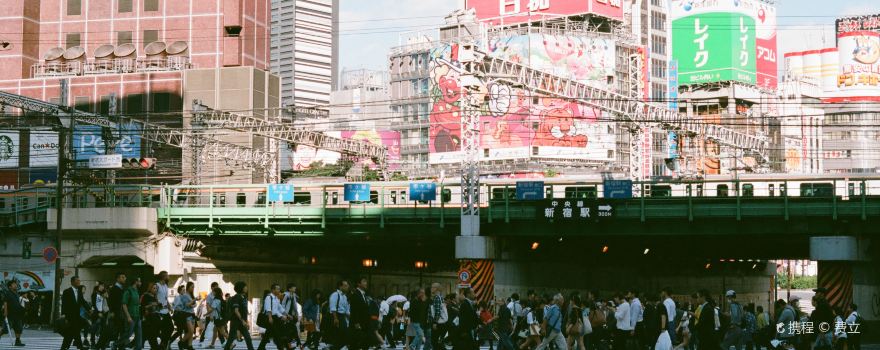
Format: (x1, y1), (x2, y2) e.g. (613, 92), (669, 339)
(270, 0), (339, 107)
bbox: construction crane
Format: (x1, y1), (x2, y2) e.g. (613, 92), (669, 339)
(195, 102), (389, 167)
(0, 90), (276, 176)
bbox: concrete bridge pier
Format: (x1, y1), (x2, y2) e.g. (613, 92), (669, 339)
(810, 236), (878, 343)
(455, 235), (497, 301)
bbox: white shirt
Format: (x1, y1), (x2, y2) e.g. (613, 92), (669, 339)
(663, 298), (676, 323)
(834, 315), (847, 338)
(616, 301), (633, 331)
(282, 291), (299, 317)
(264, 293), (285, 317)
(156, 282), (170, 314)
(95, 294), (108, 313)
(630, 298), (643, 328)
(507, 300), (524, 318)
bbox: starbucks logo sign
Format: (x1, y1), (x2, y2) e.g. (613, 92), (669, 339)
(0, 135), (14, 162)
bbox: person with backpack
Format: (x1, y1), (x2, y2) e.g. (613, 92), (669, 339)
(721, 290), (744, 350)
(207, 287), (229, 349)
(140, 281), (162, 350)
(844, 304), (861, 350)
(225, 281), (255, 350)
(329, 280), (352, 350)
(431, 283), (449, 350)
(535, 293), (567, 350)
(258, 283), (289, 350)
(303, 290), (323, 350)
(742, 304), (756, 350)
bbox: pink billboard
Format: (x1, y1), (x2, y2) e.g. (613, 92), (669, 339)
(464, 0), (622, 26)
(282, 130), (401, 171)
(754, 2), (778, 89)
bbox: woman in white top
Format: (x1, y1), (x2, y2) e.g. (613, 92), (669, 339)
(206, 287), (229, 349)
(519, 303), (542, 350)
(173, 282), (197, 350)
(90, 282), (109, 346)
(673, 310), (692, 350)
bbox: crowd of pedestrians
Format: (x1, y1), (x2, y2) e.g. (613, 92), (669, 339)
(0, 276), (867, 350)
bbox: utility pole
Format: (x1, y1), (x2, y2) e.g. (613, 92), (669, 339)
(458, 43), (483, 237)
(52, 79), (71, 322)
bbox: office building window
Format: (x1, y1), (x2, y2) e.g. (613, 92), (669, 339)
(119, 0), (133, 13)
(67, 0), (81, 16)
(143, 30), (159, 48)
(117, 31), (133, 45)
(66, 33), (81, 49)
(144, 0), (159, 11)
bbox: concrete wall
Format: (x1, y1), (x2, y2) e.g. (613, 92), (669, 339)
(495, 259), (776, 310)
(47, 207), (157, 236)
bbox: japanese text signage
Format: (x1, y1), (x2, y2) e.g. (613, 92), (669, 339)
(539, 200), (614, 221)
(73, 122), (141, 160)
(344, 183), (371, 202)
(603, 180), (633, 199)
(515, 181), (545, 200)
(671, 0), (764, 86)
(409, 182), (437, 201)
(668, 60), (679, 111)
(267, 184), (295, 203)
(837, 31), (880, 93)
(836, 14), (880, 37)
(464, 0), (621, 26)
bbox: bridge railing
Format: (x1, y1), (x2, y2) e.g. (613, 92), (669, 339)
(0, 185), (162, 227)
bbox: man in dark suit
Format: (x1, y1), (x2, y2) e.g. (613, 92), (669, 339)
(455, 288), (478, 350)
(696, 289), (719, 350)
(349, 277), (371, 350)
(61, 276), (87, 350)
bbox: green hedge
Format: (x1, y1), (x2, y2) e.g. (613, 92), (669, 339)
(776, 275), (817, 289)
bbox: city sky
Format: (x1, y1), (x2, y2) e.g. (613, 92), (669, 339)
(339, 0), (880, 72)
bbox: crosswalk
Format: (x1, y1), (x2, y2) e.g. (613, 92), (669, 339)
(0, 330), (289, 350)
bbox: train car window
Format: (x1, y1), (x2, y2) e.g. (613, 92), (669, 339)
(742, 184), (754, 197)
(332, 191), (339, 205)
(441, 188), (452, 203)
(491, 188), (512, 200)
(717, 184), (729, 197)
(236, 193), (247, 207)
(370, 191), (379, 204)
(800, 183), (833, 197)
(769, 184), (775, 197)
(848, 183), (855, 197)
(696, 184), (704, 197)
(651, 185), (671, 198)
(390, 190), (397, 204)
(257, 193), (266, 206)
(293, 192), (311, 205)
(564, 186), (597, 199)
(400, 191), (407, 204)
(545, 187), (553, 199)
(780, 183), (787, 196)
(686, 185), (692, 197)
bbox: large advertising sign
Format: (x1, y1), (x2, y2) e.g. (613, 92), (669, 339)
(671, 0), (770, 86)
(488, 34), (615, 89)
(72, 123), (141, 161)
(29, 129), (59, 167)
(836, 14), (880, 37)
(837, 31), (880, 93)
(754, 3), (777, 89)
(281, 130), (401, 171)
(464, 0), (622, 25)
(428, 39), (616, 164)
(0, 131), (20, 168)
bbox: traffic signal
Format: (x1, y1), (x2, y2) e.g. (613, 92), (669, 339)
(123, 157), (156, 170)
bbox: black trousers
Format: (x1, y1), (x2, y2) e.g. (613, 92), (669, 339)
(61, 318), (84, 350)
(226, 320), (255, 350)
(258, 317), (289, 350)
(157, 313), (174, 349)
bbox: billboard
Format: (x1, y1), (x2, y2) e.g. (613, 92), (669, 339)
(837, 31), (880, 93)
(428, 37), (616, 164)
(281, 131), (401, 171)
(784, 137), (803, 173)
(29, 129), (59, 167)
(0, 131), (20, 168)
(671, 0), (768, 86)
(488, 34), (615, 88)
(464, 0), (622, 25)
(836, 14), (880, 37)
(754, 2), (777, 89)
(72, 123), (141, 161)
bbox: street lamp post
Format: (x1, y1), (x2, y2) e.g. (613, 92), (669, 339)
(415, 261), (428, 288)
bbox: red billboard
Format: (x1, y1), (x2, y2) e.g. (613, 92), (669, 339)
(754, 3), (778, 89)
(465, 0), (622, 25)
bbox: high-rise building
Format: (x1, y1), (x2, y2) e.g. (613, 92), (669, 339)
(0, 0), (279, 187)
(270, 0), (339, 107)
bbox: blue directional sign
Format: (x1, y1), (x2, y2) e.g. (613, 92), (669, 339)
(267, 184), (295, 202)
(603, 180), (633, 199)
(409, 182), (437, 201)
(516, 181), (545, 200)
(344, 183), (371, 202)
